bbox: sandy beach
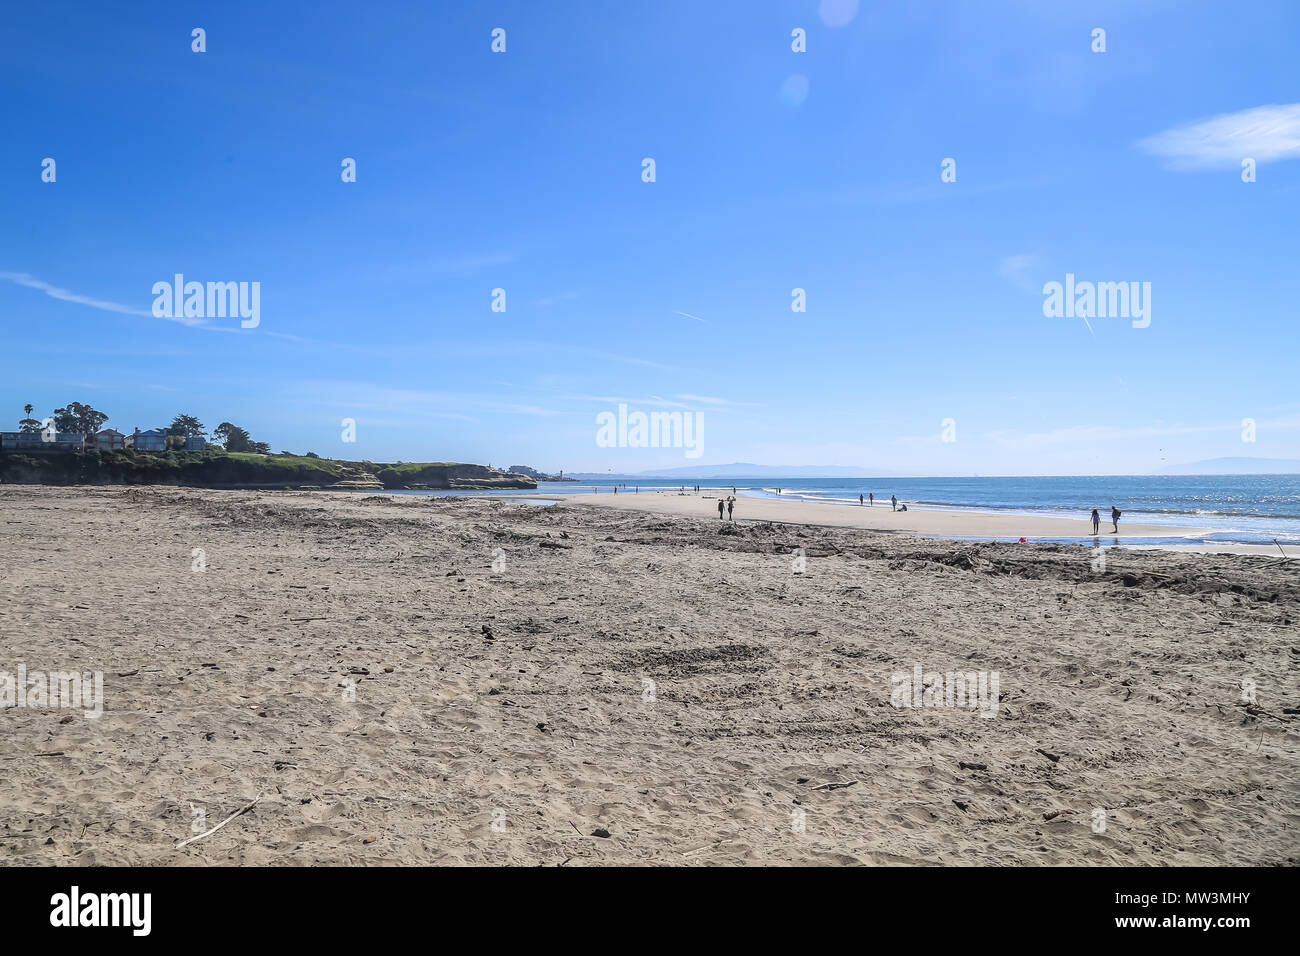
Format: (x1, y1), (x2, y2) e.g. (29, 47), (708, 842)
(2, 484), (1297, 866)
(546, 489), (1291, 558)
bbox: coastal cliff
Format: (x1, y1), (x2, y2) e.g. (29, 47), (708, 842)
(0, 450), (536, 491)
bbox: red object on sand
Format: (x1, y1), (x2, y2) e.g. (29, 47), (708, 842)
(1018, 537), (1027, 543)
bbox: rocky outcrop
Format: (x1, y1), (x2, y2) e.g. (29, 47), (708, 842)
(375, 463), (536, 491)
(507, 464), (573, 482)
(328, 464), (385, 490)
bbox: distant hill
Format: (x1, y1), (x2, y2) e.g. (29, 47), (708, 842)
(577, 463), (902, 479)
(1159, 457), (1300, 475)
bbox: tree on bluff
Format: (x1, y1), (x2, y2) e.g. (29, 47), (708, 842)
(52, 402), (109, 438)
(167, 414), (207, 438)
(213, 421), (270, 453)
(18, 403), (41, 433)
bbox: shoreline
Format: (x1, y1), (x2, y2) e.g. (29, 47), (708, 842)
(745, 491), (1298, 527)
(539, 489), (1294, 557)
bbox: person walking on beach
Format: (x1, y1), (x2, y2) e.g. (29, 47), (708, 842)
(1091, 509), (1100, 535)
(727, 497), (735, 521)
(717, 499), (725, 520)
(891, 494), (898, 512)
(1111, 506), (1121, 533)
(859, 493), (864, 506)
(869, 493), (874, 507)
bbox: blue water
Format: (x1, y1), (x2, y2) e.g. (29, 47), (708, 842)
(364, 475), (1300, 547)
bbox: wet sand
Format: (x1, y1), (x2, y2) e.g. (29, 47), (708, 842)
(2, 484), (1297, 865)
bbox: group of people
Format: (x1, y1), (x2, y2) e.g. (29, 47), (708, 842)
(1092, 506), (1122, 534)
(856, 492), (906, 512)
(705, 485), (1124, 537)
(717, 490), (911, 520)
(706, 487), (1124, 536)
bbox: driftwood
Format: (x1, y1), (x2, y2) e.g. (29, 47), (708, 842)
(1241, 703), (1289, 722)
(175, 796), (262, 850)
(810, 780), (858, 791)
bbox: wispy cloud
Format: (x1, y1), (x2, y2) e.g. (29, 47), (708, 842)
(342, 340), (686, 373)
(535, 291), (583, 308)
(291, 381), (555, 419)
(1137, 104), (1300, 170)
(2, 271), (165, 321)
(560, 392), (759, 410)
(997, 254), (1039, 292)
(674, 393), (761, 408)
(563, 393), (688, 409)
(985, 414), (1300, 447)
(378, 251), (518, 281)
(0, 271), (240, 330)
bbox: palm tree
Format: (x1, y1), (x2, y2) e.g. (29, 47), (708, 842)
(18, 404), (41, 434)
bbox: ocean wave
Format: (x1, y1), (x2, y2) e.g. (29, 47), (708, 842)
(905, 500), (1300, 521)
(745, 488), (1300, 530)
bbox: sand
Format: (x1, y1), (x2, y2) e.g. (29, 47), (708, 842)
(1, 484), (1297, 866)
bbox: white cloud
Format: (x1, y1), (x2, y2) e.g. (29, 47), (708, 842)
(1137, 104), (1300, 169)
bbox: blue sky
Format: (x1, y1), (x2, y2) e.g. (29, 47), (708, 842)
(2, 0), (1297, 475)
